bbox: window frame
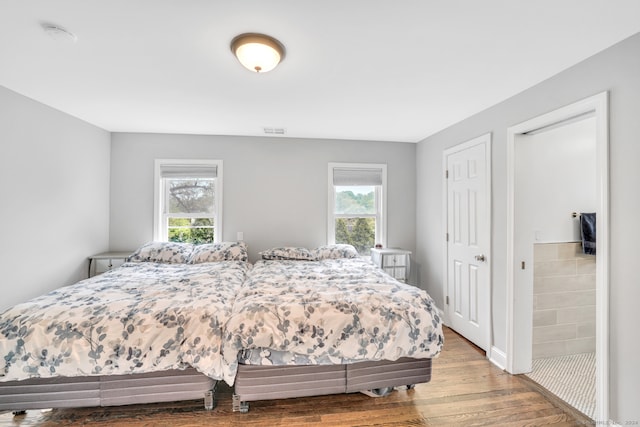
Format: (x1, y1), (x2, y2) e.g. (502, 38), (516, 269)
(153, 159), (223, 243)
(327, 162), (387, 251)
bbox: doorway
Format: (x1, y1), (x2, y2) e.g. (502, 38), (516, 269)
(516, 116), (597, 418)
(505, 92), (609, 421)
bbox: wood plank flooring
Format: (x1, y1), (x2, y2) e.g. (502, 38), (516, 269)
(0, 327), (592, 426)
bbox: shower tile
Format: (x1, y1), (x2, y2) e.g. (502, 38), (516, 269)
(577, 322), (596, 338)
(533, 342), (568, 358)
(577, 259), (596, 275)
(557, 306), (596, 324)
(557, 242), (582, 260)
(566, 338), (596, 354)
(533, 324), (576, 344)
(535, 290), (595, 310)
(533, 309), (557, 327)
(534, 260), (577, 277)
(534, 243), (558, 261)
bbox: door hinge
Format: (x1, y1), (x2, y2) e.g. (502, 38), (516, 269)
(446, 233), (449, 242)
(446, 295), (449, 305)
(445, 170), (449, 179)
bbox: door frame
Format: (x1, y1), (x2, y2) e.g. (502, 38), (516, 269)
(505, 92), (609, 421)
(442, 133), (492, 352)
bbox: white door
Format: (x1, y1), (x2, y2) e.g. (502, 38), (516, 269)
(444, 134), (491, 351)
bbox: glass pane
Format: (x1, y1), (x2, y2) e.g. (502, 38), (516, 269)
(334, 186), (376, 215)
(168, 217), (214, 244)
(335, 217), (375, 255)
(167, 179), (215, 214)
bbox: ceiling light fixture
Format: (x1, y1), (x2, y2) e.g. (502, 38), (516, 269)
(231, 33), (285, 73)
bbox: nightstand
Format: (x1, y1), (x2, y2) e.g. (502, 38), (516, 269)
(370, 248), (411, 283)
(88, 251), (132, 277)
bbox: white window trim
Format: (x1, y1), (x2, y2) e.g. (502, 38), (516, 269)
(153, 159), (223, 243)
(327, 162), (387, 248)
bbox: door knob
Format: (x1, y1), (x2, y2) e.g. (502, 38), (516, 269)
(475, 254), (486, 262)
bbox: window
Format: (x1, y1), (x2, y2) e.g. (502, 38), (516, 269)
(154, 160), (222, 244)
(328, 163), (387, 255)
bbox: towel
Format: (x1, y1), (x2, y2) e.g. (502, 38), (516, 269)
(580, 213), (596, 255)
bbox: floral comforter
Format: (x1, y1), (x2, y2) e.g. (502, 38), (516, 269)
(222, 258), (444, 385)
(0, 261), (249, 383)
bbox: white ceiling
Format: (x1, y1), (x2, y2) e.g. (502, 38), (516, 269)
(1, 1), (639, 143)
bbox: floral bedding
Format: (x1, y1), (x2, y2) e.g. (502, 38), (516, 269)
(0, 261), (249, 384)
(222, 258), (444, 385)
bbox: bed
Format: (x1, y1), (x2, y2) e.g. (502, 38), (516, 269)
(221, 245), (444, 412)
(0, 241), (250, 412)
(1, 243), (444, 414)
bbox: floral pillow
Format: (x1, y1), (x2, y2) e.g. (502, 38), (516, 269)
(188, 241), (249, 263)
(259, 247), (316, 261)
(312, 244), (360, 260)
(126, 241), (194, 264)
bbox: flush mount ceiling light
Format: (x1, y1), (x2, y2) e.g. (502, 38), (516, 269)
(231, 33), (285, 73)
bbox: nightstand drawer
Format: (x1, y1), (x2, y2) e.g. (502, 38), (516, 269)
(382, 254), (407, 267)
(384, 266), (408, 280)
(370, 248), (412, 283)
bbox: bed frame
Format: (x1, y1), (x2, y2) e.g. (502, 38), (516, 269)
(232, 357), (432, 413)
(0, 368), (216, 412)
(1, 358), (431, 414)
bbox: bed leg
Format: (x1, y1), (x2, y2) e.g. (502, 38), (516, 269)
(406, 384), (416, 390)
(232, 394), (249, 413)
(361, 386), (395, 397)
(204, 382), (218, 410)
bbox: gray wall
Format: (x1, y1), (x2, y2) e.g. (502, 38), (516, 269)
(0, 86), (111, 312)
(416, 32), (640, 422)
(109, 133), (417, 277)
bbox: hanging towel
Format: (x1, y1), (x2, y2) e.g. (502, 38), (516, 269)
(580, 212), (596, 255)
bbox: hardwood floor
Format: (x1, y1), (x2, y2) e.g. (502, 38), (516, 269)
(0, 327), (591, 426)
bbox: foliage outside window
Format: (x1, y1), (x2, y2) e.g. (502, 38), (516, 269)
(334, 186), (376, 255)
(328, 163), (386, 256)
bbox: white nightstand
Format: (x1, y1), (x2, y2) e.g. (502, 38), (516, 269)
(88, 251), (132, 277)
(370, 248), (411, 283)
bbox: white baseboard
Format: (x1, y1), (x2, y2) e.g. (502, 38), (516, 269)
(488, 346), (507, 370)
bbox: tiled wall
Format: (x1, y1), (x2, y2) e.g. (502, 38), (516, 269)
(532, 242), (596, 359)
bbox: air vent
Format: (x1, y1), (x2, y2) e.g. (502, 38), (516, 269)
(263, 127), (286, 135)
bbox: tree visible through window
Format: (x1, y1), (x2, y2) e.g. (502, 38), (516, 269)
(328, 163), (386, 256)
(334, 186), (376, 255)
(166, 178), (215, 244)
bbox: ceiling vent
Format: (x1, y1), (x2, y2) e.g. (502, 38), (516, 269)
(263, 127), (286, 135)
